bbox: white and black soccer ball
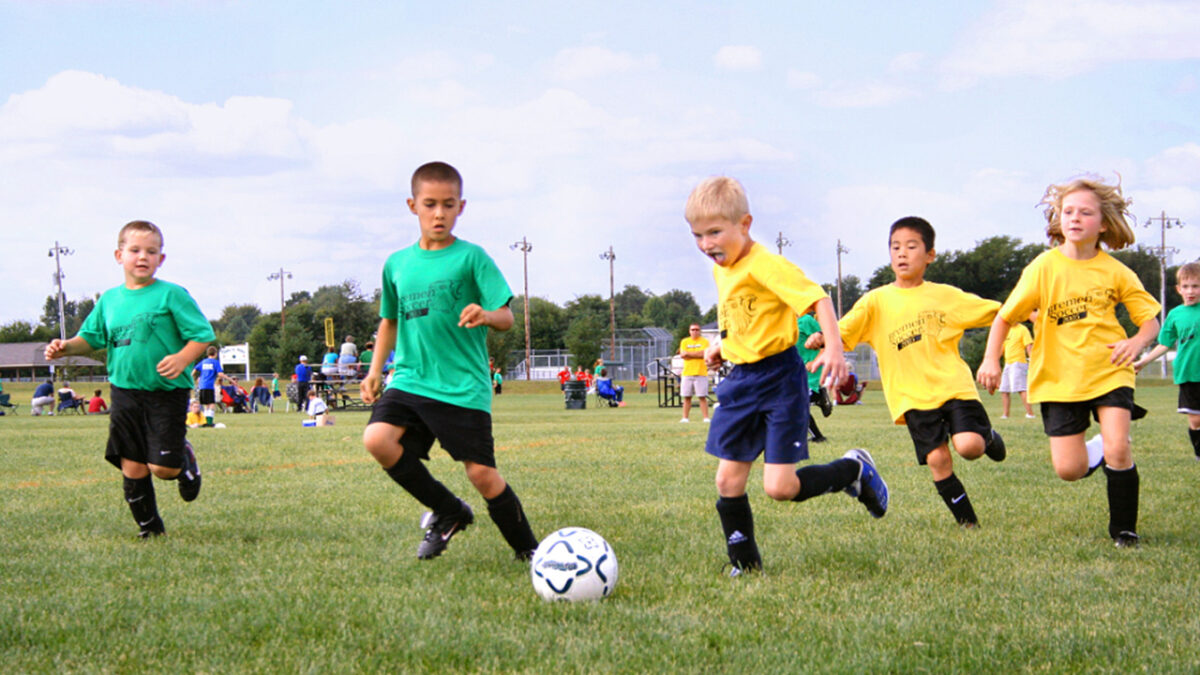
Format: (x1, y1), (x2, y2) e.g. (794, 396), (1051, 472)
(530, 527), (618, 602)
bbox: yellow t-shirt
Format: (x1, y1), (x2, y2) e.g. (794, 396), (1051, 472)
(1003, 324), (1033, 364)
(678, 336), (710, 377)
(839, 282), (999, 424)
(185, 412), (204, 426)
(999, 248), (1160, 403)
(713, 242), (827, 365)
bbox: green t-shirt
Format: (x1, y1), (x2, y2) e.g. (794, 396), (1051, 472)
(795, 314), (822, 392)
(1158, 303), (1200, 384)
(78, 280), (215, 391)
(359, 349), (374, 368)
(379, 238), (512, 412)
(493, 371), (503, 385)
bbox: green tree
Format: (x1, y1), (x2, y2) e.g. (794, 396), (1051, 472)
(0, 320), (53, 343)
(310, 280), (376, 350)
(821, 274), (865, 315)
(614, 285), (651, 328)
(640, 289), (701, 333)
(247, 314), (282, 373)
(40, 294), (96, 338)
(563, 314), (606, 369)
(213, 304), (262, 344)
(271, 304), (320, 375)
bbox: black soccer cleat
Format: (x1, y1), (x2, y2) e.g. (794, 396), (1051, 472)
(1113, 531), (1140, 549)
(514, 548), (535, 563)
(984, 429), (1006, 462)
(416, 499), (475, 560)
(178, 439), (202, 502)
(814, 388), (834, 418)
(137, 517), (166, 539)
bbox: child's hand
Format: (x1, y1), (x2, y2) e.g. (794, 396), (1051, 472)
(44, 339), (66, 360)
(809, 350), (847, 391)
(360, 373), (381, 404)
(804, 332), (825, 350)
(703, 342), (723, 368)
(458, 304), (488, 328)
(976, 359), (1001, 394)
(1132, 357), (1148, 373)
(1108, 339), (1141, 367)
(156, 354), (188, 380)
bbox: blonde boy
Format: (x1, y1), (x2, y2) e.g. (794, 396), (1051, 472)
(44, 221), (212, 538)
(1134, 261), (1200, 459)
(686, 176), (888, 575)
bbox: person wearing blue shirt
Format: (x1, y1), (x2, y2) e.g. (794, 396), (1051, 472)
(32, 380), (55, 416)
(192, 345), (227, 427)
(294, 355), (312, 411)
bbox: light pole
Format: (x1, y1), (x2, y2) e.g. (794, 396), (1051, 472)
(48, 242), (73, 340)
(1143, 211), (1184, 376)
(267, 268), (293, 331)
(510, 237), (533, 380)
(599, 246), (616, 360)
(836, 239), (850, 317)
(775, 231), (791, 256)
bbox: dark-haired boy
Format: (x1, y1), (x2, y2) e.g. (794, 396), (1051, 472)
(45, 220), (211, 538)
(686, 176), (889, 576)
(809, 217), (1005, 528)
(361, 161), (539, 561)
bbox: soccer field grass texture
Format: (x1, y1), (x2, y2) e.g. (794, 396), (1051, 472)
(2, 385), (1199, 673)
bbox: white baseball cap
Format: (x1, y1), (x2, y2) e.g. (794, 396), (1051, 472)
(299, 355), (308, 361)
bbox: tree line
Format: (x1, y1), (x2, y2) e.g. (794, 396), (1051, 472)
(2, 236), (1186, 374)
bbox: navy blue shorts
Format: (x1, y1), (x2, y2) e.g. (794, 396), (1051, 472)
(705, 348), (809, 464)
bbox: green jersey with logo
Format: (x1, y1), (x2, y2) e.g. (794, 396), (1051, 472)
(379, 238), (512, 412)
(77, 280), (215, 390)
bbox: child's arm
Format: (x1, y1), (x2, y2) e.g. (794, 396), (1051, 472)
(976, 315), (1011, 394)
(459, 304), (514, 331)
(809, 297), (848, 389)
(157, 341), (210, 380)
(360, 318), (397, 405)
(1133, 343), (1169, 373)
(1111, 318), (1160, 367)
(44, 337), (92, 361)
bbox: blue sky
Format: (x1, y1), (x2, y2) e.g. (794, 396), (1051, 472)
(2, 0), (1199, 327)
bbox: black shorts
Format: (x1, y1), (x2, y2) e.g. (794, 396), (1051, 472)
(1178, 382), (1200, 415)
(366, 389), (497, 467)
(1040, 387), (1138, 437)
(903, 399), (992, 464)
(105, 386), (190, 470)
(198, 388), (215, 405)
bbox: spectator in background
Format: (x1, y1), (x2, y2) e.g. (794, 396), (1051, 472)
(89, 389), (109, 414)
(295, 355), (312, 410)
(31, 379), (55, 415)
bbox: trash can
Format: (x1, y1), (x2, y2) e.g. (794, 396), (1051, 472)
(564, 379), (587, 410)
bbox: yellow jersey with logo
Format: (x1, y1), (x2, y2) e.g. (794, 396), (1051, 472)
(679, 336), (710, 376)
(713, 242), (827, 365)
(998, 248), (1159, 403)
(1003, 323), (1033, 364)
(839, 282), (999, 424)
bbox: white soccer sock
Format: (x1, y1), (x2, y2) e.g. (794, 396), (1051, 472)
(1085, 434), (1104, 470)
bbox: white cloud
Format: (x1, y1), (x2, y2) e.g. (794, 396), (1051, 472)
(812, 82), (916, 108)
(549, 46), (659, 80)
(785, 69), (821, 89)
(1145, 142), (1200, 186)
(887, 52), (925, 74)
(940, 0), (1200, 88)
(714, 45), (763, 72)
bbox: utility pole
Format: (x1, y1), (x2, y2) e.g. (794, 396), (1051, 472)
(776, 231), (791, 256)
(1144, 211), (1184, 377)
(510, 237), (533, 380)
(267, 268), (293, 331)
(48, 241), (73, 340)
(599, 246), (616, 360)
(836, 239), (850, 317)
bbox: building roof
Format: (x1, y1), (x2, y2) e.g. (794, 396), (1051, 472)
(0, 342), (105, 368)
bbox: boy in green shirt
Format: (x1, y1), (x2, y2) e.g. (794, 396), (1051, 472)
(1134, 261), (1200, 460)
(45, 220), (214, 538)
(361, 162), (539, 561)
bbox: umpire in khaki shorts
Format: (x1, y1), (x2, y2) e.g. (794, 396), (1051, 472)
(679, 324), (711, 422)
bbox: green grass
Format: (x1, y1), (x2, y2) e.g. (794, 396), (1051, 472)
(3, 382), (1200, 673)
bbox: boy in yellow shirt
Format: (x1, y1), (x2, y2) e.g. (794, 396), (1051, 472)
(809, 217), (1005, 528)
(686, 176), (888, 575)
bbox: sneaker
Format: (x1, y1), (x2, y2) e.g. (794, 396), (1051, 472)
(703, 418), (711, 423)
(984, 429), (1006, 462)
(416, 500), (475, 560)
(723, 560), (762, 578)
(815, 388), (834, 418)
(1084, 434), (1105, 477)
(514, 548), (535, 563)
(811, 435), (828, 443)
(1000, 414), (1008, 420)
(679, 418), (690, 423)
(1025, 413), (1036, 419)
(178, 439), (201, 502)
(1113, 531), (1140, 549)
(843, 448), (888, 518)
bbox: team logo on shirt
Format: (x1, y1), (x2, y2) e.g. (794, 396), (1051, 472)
(1048, 288), (1116, 326)
(110, 312), (160, 348)
(400, 281), (464, 320)
(719, 294), (758, 336)
(888, 310), (945, 352)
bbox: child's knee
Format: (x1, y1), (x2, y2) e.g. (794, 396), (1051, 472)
(953, 433), (985, 459)
(149, 464), (179, 480)
(465, 463), (504, 496)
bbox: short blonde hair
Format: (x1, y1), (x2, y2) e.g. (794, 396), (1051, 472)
(1040, 176), (1135, 250)
(117, 220), (164, 249)
(685, 176), (750, 225)
(1177, 262), (1200, 283)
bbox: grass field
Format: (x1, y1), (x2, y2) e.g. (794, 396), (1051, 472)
(3, 380), (1200, 673)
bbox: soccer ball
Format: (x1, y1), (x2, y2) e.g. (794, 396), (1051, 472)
(530, 527), (618, 602)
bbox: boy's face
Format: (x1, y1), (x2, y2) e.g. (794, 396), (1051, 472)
(115, 230), (165, 288)
(889, 226), (935, 285)
(408, 179), (464, 250)
(690, 214), (753, 267)
(1177, 276), (1200, 305)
